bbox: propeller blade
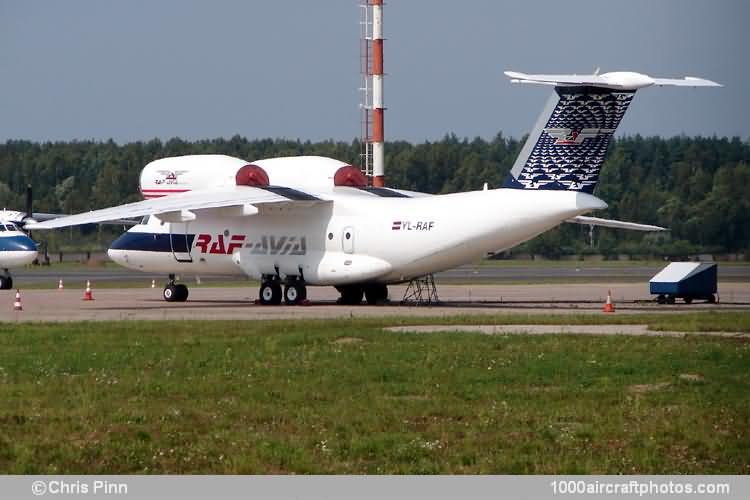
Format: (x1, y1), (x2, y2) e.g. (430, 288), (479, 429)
(25, 185), (33, 218)
(23, 184), (33, 237)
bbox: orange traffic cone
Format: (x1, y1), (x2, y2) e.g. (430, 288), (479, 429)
(58, 279), (64, 290)
(603, 289), (615, 313)
(13, 289), (23, 311)
(83, 280), (94, 301)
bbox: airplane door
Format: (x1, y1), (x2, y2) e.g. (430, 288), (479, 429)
(342, 226), (354, 254)
(169, 222), (193, 263)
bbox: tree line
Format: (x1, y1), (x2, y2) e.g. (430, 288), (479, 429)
(0, 134), (747, 257)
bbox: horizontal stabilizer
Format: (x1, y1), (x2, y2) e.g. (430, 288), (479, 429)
(566, 215), (667, 232)
(651, 77), (723, 87)
(505, 70), (721, 90)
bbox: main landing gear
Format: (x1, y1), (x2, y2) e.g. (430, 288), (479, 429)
(336, 283), (388, 305)
(258, 275), (307, 306)
(0, 269), (13, 290)
(256, 279), (388, 306)
(163, 274), (189, 302)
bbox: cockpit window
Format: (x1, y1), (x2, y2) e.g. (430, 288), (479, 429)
(4, 224), (14, 231)
(0, 226), (5, 232)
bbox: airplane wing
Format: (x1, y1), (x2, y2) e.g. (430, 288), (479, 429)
(504, 71), (721, 90)
(0, 210), (137, 228)
(566, 215), (667, 232)
(335, 186), (432, 198)
(30, 212), (70, 222)
(25, 186), (328, 230)
(30, 212), (138, 226)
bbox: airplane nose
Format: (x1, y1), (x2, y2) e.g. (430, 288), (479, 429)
(107, 247), (122, 262)
(21, 236), (36, 252)
(107, 247), (130, 267)
(0, 235), (38, 252)
(0, 235), (38, 267)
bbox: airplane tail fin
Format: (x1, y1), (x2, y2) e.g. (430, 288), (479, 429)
(502, 71), (720, 194)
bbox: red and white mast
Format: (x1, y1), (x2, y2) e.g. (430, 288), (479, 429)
(360, 0), (385, 186)
(371, 0), (385, 187)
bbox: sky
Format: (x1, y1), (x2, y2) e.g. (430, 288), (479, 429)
(0, 0), (747, 144)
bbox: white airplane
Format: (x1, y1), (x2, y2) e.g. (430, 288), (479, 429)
(0, 218), (37, 289)
(0, 187), (64, 289)
(28, 70), (720, 305)
(0, 187), (137, 289)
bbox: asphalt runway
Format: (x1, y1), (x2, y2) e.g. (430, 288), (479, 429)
(13, 262), (750, 288)
(439, 263), (750, 282)
(2, 282), (748, 322)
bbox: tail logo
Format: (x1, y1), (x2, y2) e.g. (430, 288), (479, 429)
(544, 127), (614, 145)
(503, 88), (635, 194)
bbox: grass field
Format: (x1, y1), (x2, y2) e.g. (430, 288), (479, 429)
(1, 312), (748, 474)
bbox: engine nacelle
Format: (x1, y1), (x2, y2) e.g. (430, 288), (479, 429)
(139, 154), (362, 199)
(253, 156), (358, 190)
(139, 155), (247, 199)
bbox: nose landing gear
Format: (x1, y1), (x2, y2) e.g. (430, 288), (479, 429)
(163, 274), (189, 302)
(0, 269), (13, 290)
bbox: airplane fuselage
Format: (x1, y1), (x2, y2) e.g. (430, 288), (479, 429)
(0, 228), (37, 268)
(0, 223), (37, 289)
(108, 188), (605, 285)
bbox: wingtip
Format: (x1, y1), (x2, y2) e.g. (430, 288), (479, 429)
(685, 76), (723, 87)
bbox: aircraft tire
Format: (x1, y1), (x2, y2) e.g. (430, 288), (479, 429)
(0, 276), (11, 290)
(163, 284), (177, 302)
(175, 284), (189, 302)
(364, 284), (388, 305)
(284, 283), (306, 305)
(259, 281), (282, 305)
(338, 285), (364, 305)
